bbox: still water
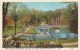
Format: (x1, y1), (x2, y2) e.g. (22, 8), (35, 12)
(22, 29), (78, 40)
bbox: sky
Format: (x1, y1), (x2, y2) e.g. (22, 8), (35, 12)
(22, 2), (68, 11)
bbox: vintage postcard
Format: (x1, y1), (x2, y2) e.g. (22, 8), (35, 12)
(2, 2), (78, 48)
(0, 0), (79, 50)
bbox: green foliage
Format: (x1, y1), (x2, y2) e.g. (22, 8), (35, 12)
(63, 2), (78, 33)
(3, 2), (78, 35)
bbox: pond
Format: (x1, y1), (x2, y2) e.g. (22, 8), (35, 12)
(22, 28), (78, 40)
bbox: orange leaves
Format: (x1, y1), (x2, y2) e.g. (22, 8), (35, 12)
(5, 16), (14, 26)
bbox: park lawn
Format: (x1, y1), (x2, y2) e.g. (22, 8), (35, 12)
(58, 38), (78, 43)
(3, 26), (24, 35)
(26, 26), (38, 34)
(16, 26), (25, 33)
(3, 26), (15, 35)
(35, 39), (54, 44)
(35, 38), (78, 44)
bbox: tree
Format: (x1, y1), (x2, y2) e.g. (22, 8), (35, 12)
(3, 2), (10, 31)
(5, 2), (30, 35)
(5, 16), (14, 28)
(63, 2), (78, 33)
(69, 2), (78, 33)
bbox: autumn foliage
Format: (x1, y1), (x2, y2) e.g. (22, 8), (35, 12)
(5, 16), (14, 26)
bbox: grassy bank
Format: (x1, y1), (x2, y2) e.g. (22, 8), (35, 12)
(34, 38), (78, 44)
(25, 26), (38, 34)
(3, 26), (25, 35)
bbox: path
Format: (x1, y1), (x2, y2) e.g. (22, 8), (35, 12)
(15, 25), (31, 36)
(23, 26), (31, 33)
(62, 42), (78, 46)
(5, 25), (31, 40)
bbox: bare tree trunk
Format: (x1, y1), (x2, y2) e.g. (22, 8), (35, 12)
(3, 2), (9, 32)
